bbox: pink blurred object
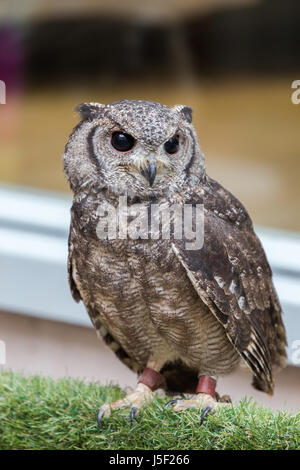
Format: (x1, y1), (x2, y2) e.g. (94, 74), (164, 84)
(0, 25), (24, 139)
(0, 25), (24, 92)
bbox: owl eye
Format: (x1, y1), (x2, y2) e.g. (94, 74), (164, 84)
(164, 134), (180, 154)
(111, 131), (135, 152)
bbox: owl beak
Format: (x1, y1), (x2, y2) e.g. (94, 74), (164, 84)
(141, 161), (157, 187)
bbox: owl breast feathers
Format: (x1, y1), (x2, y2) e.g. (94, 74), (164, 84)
(64, 99), (287, 395)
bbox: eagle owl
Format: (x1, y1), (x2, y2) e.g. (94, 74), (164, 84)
(63, 100), (287, 425)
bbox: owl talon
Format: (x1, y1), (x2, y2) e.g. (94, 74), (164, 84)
(130, 406), (139, 424)
(97, 408), (105, 428)
(200, 406), (212, 425)
(164, 399), (178, 410)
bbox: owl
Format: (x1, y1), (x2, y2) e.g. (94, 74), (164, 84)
(63, 100), (287, 426)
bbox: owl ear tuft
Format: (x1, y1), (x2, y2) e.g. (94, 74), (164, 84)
(75, 102), (105, 120)
(173, 105), (193, 123)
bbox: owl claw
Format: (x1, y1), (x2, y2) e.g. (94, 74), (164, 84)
(200, 406), (212, 425)
(164, 399), (178, 410)
(130, 406), (139, 424)
(97, 408), (105, 428)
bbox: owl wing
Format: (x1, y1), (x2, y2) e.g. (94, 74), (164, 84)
(67, 233), (82, 303)
(173, 177), (287, 393)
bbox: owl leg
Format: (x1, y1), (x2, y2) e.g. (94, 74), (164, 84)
(97, 359), (166, 428)
(165, 375), (231, 424)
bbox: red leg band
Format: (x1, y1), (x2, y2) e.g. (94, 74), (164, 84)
(138, 367), (166, 391)
(196, 375), (216, 398)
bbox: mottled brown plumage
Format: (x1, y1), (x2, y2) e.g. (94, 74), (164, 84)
(64, 100), (287, 405)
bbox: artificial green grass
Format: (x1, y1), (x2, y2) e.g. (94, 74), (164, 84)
(0, 370), (299, 450)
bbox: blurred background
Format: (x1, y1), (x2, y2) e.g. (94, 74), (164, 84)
(0, 0), (300, 411)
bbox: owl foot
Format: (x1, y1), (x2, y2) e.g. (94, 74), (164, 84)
(165, 376), (231, 424)
(97, 383), (153, 428)
(164, 392), (230, 424)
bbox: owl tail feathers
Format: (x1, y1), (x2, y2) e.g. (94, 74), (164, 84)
(252, 347), (287, 396)
(252, 374), (274, 396)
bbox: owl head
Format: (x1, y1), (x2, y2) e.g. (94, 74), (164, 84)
(64, 99), (205, 199)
